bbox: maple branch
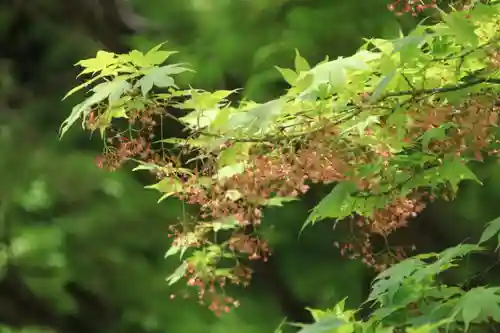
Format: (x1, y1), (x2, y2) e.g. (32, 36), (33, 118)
(382, 77), (500, 100)
(193, 76), (500, 144)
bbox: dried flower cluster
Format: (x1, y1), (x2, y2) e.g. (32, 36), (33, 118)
(335, 194), (426, 271)
(408, 96), (500, 160)
(170, 262), (246, 317)
(387, 0), (437, 16)
(89, 108), (160, 170)
(179, 126), (347, 225)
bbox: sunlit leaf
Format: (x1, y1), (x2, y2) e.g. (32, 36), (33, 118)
(227, 99), (284, 135)
(294, 49), (310, 72)
(166, 261), (188, 286)
(296, 317), (348, 333)
(264, 197), (298, 207)
(439, 9), (479, 47)
(145, 178), (183, 202)
(93, 79), (131, 105)
(137, 66), (177, 96)
(304, 51), (380, 94)
(144, 47), (178, 66)
(132, 162), (160, 172)
(164, 244), (181, 259)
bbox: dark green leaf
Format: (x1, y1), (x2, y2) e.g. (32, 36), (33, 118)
(421, 127), (447, 151)
(276, 66), (297, 85)
(479, 215), (500, 246)
(303, 182), (357, 231)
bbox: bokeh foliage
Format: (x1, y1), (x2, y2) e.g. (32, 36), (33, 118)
(2, 0), (500, 333)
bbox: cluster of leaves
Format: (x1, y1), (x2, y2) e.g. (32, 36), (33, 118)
(289, 218), (500, 333)
(291, 230), (500, 333)
(61, 0), (500, 325)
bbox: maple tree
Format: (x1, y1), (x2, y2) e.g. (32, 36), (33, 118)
(61, 0), (500, 331)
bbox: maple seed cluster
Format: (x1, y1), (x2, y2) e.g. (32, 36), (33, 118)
(165, 223), (251, 314)
(387, 0), (437, 16)
(87, 108), (160, 171)
(336, 194), (426, 271)
(176, 125), (412, 272)
(169, 260), (246, 316)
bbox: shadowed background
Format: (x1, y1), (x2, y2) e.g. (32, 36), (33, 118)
(0, 1), (499, 332)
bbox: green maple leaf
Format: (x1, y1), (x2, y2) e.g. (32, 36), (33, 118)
(145, 177), (183, 202)
(166, 261), (188, 286)
(479, 215), (500, 249)
(368, 258), (426, 305)
(137, 66), (178, 96)
(452, 287), (500, 330)
(420, 125), (449, 151)
(302, 181), (357, 231)
(414, 244), (481, 280)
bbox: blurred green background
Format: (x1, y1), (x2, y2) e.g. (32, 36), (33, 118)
(1, 1), (500, 332)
